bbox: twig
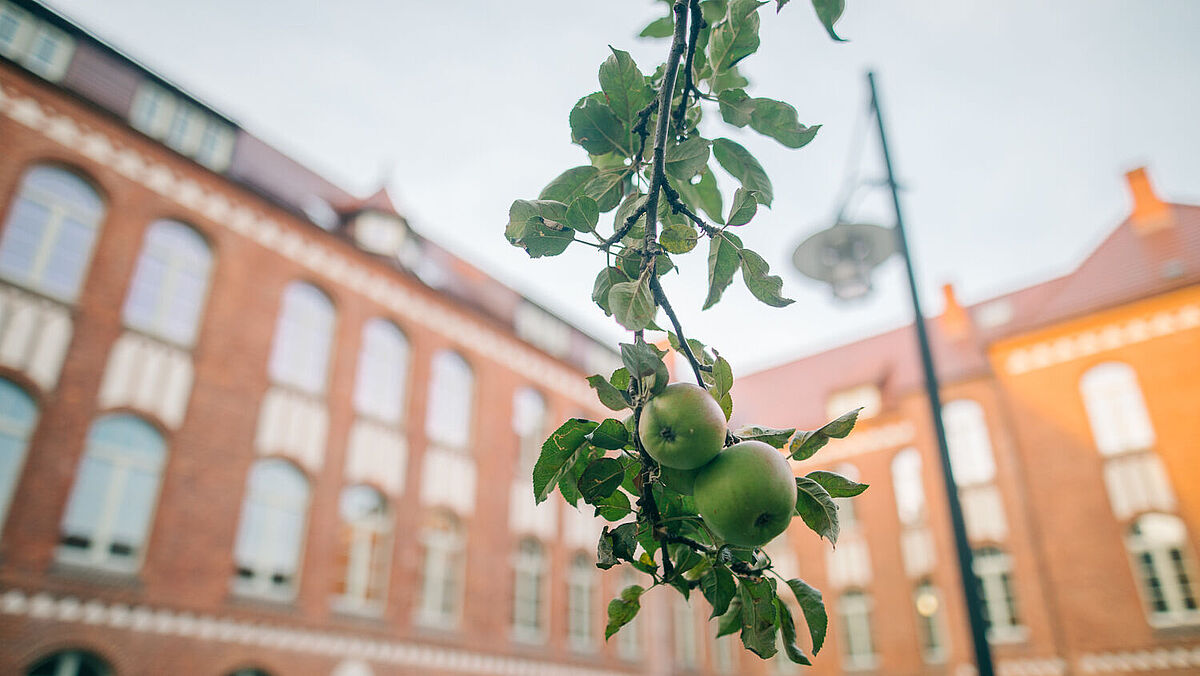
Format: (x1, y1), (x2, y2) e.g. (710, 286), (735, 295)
(650, 275), (711, 387)
(664, 535), (768, 578)
(673, 0), (705, 134)
(599, 204), (648, 250)
(662, 180), (719, 236)
(632, 99), (659, 168)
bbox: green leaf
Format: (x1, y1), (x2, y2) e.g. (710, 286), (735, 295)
(539, 165), (599, 203)
(610, 272), (657, 331)
(712, 138), (773, 207)
(726, 187), (758, 227)
(566, 196), (599, 232)
(531, 419), (599, 503)
(717, 390), (733, 421)
(785, 577), (828, 654)
(712, 354), (734, 397)
(703, 232), (743, 310)
(664, 136), (712, 182)
(558, 445), (601, 506)
(620, 341), (665, 379)
(775, 598), (813, 665)
(610, 367), (631, 390)
(592, 266), (630, 317)
(738, 576), (779, 658)
(596, 521), (638, 570)
(588, 418), (630, 450)
(749, 98), (820, 148)
(580, 458), (624, 503)
(717, 88), (755, 127)
(505, 200), (574, 258)
(660, 224), (700, 254)
(717, 596), (743, 637)
(582, 168), (630, 211)
(605, 584), (645, 640)
(570, 97), (632, 156)
(734, 425), (795, 448)
(640, 15), (675, 37)
(701, 566), (737, 619)
(587, 374), (630, 411)
(795, 476), (839, 543)
(599, 47), (652, 125)
(788, 408), (861, 461)
(811, 0), (847, 41)
(709, 0), (764, 73)
(711, 66), (749, 93)
(806, 470), (868, 497)
(675, 167), (725, 224)
(776, 0), (791, 10)
(594, 489), (633, 521)
(740, 248), (794, 307)
(613, 192), (648, 238)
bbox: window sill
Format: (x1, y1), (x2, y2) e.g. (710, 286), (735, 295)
(1149, 614), (1200, 633)
(413, 612), (459, 633)
(330, 597), (386, 621)
(511, 628), (547, 646)
(49, 559), (142, 588)
(987, 626), (1030, 645)
(843, 656), (878, 672)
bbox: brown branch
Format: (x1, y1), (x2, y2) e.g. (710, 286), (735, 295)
(662, 180), (719, 236)
(650, 275), (711, 387)
(632, 99), (659, 168)
(673, 0), (705, 134)
(664, 535), (768, 578)
(599, 204), (647, 250)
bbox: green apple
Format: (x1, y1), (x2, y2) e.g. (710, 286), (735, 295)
(638, 383), (726, 470)
(659, 465), (701, 495)
(693, 440), (797, 547)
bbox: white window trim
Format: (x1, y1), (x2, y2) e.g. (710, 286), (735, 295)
(416, 521), (465, 630)
(839, 591), (877, 672)
(121, 221), (213, 348)
(1127, 515), (1200, 628)
(232, 465), (311, 602)
(333, 495), (392, 616)
(566, 555), (596, 653)
(973, 549), (1027, 644)
(511, 540), (548, 644)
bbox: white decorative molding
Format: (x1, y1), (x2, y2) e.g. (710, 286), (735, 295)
(419, 447), (476, 516)
(901, 526), (936, 578)
(508, 481), (558, 539)
(1077, 646), (1200, 673)
(562, 505), (605, 550)
(794, 421), (915, 466)
(0, 588), (635, 676)
(97, 331), (193, 428)
(344, 418), (407, 495)
(1004, 303), (1200, 376)
(961, 484), (1008, 543)
(0, 282), (72, 391)
(1103, 452), (1175, 520)
(997, 657), (1067, 676)
(826, 534), (871, 588)
(255, 386), (328, 471)
(0, 79), (598, 409)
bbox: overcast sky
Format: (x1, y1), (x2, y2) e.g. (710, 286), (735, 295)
(49, 0), (1200, 372)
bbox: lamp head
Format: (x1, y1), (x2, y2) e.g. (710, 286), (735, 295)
(792, 221), (896, 301)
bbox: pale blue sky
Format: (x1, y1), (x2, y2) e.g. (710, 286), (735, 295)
(49, 0), (1200, 372)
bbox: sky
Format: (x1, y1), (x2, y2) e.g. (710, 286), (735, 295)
(48, 0), (1200, 373)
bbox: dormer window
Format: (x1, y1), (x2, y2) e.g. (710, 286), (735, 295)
(0, 1), (74, 82)
(129, 82), (235, 171)
(826, 383), (882, 421)
(352, 210), (408, 257)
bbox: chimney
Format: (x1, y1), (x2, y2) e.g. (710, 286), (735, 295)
(940, 283), (970, 340)
(1126, 167), (1173, 234)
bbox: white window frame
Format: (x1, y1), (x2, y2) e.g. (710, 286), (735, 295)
(352, 318), (410, 425)
(333, 485), (392, 615)
(1081, 362), (1156, 457)
(267, 282), (336, 396)
(892, 447), (926, 527)
(838, 590), (877, 671)
(416, 511), (465, 629)
(21, 20), (73, 80)
(130, 82), (177, 138)
(425, 350), (474, 453)
(913, 580), (948, 663)
(1126, 513), (1200, 627)
(232, 459), (311, 601)
(973, 548), (1027, 643)
(194, 120), (236, 171)
(122, 220), (213, 347)
(0, 2), (35, 60)
(512, 387), (547, 477)
(567, 553), (596, 653)
(512, 538), (548, 643)
(943, 399), (996, 487)
(826, 383), (881, 421)
(0, 378), (37, 532)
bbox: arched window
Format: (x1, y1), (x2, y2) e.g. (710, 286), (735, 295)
(334, 485), (391, 612)
(425, 350), (473, 452)
(672, 594), (698, 669)
(567, 552), (596, 652)
(913, 580), (947, 663)
(26, 650), (112, 676)
(616, 567), (642, 660)
(891, 448), (925, 527)
(58, 415), (166, 570)
(232, 459), (310, 599)
(512, 387), (547, 476)
(1127, 513), (1199, 625)
(1081, 363), (1156, 456)
(267, 282), (335, 395)
(512, 537), (548, 642)
(417, 510), (465, 628)
(943, 400), (996, 487)
(0, 165), (105, 302)
(833, 463), (861, 529)
(122, 220), (213, 346)
(353, 319), (409, 424)
(972, 547), (1022, 640)
(837, 590), (876, 670)
(0, 378), (37, 529)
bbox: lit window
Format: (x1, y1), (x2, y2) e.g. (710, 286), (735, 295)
(0, 3), (74, 82)
(122, 220), (213, 346)
(972, 547), (1024, 642)
(837, 590), (877, 671)
(616, 568), (642, 660)
(512, 387), (547, 476)
(942, 400), (996, 487)
(891, 448), (925, 527)
(425, 350), (473, 452)
(913, 580), (947, 663)
(512, 538), (548, 642)
(826, 384), (881, 421)
(267, 282), (335, 395)
(0, 165), (104, 302)
(672, 595), (698, 670)
(26, 650), (112, 676)
(232, 459), (310, 599)
(353, 319), (409, 424)
(58, 415), (166, 571)
(567, 553), (596, 652)
(417, 510), (465, 628)
(334, 485), (391, 614)
(0, 378), (37, 533)
(1081, 363), (1156, 456)
(1127, 513), (1199, 626)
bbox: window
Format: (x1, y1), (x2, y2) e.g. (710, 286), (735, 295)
(826, 384), (881, 421)
(616, 568), (642, 660)
(973, 547), (1023, 641)
(943, 400), (996, 487)
(567, 553), (596, 652)
(425, 350), (473, 452)
(1127, 513), (1199, 626)
(673, 595), (698, 670)
(838, 590), (876, 670)
(232, 459), (310, 599)
(353, 319), (409, 424)
(0, 378), (37, 529)
(512, 538), (547, 642)
(913, 580), (947, 663)
(417, 510), (465, 628)
(267, 282), (335, 395)
(130, 83), (175, 138)
(891, 448), (925, 527)
(1081, 363), (1156, 456)
(122, 220), (213, 346)
(0, 2), (74, 82)
(334, 485), (391, 613)
(129, 82), (236, 171)
(512, 387), (547, 476)
(26, 650), (111, 676)
(0, 165), (104, 302)
(58, 415), (165, 571)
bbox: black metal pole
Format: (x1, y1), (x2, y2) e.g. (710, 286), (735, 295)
(868, 71), (996, 676)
